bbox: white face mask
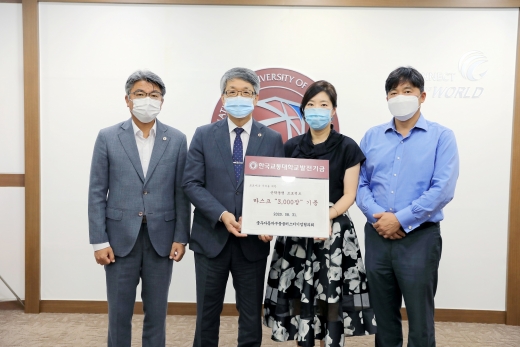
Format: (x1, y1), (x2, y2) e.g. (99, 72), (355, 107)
(388, 95), (419, 122)
(130, 97), (162, 123)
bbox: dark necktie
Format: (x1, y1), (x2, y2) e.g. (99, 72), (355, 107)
(233, 128), (244, 183)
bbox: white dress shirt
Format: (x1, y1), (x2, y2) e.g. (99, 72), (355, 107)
(132, 120), (157, 178)
(93, 120), (157, 251)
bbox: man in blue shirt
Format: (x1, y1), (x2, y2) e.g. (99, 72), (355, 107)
(357, 67), (459, 347)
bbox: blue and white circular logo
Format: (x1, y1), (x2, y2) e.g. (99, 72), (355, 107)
(458, 51), (488, 81)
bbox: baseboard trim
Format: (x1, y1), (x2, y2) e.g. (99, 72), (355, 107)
(401, 308), (506, 324)
(39, 300), (238, 316)
(0, 300), (24, 310)
(37, 300), (505, 324)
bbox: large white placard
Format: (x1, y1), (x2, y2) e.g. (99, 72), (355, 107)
(243, 176), (329, 238)
(242, 156), (329, 238)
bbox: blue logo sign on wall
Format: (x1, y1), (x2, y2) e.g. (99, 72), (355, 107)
(458, 51), (488, 81)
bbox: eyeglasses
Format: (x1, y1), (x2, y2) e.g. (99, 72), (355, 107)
(224, 90), (255, 98)
(129, 91), (163, 100)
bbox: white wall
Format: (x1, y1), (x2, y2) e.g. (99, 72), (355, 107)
(0, 3), (25, 301)
(39, 4), (518, 310)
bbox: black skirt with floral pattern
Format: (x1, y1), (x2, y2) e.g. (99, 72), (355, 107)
(263, 211), (377, 347)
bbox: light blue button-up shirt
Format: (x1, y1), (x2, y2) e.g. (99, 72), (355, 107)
(356, 114), (459, 232)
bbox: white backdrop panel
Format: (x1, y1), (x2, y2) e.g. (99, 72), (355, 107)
(0, 4), (24, 174)
(40, 4), (517, 310)
(0, 188), (25, 300)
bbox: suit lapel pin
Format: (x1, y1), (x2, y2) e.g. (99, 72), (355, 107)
(163, 137), (167, 141)
(258, 133), (262, 137)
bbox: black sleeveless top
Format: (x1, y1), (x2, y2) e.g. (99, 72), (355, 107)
(284, 127), (365, 204)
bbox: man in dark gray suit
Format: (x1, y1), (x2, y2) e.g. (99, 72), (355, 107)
(183, 67), (284, 347)
(89, 70), (190, 347)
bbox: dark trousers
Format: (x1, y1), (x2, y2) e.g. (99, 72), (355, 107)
(105, 224), (173, 347)
(193, 236), (267, 347)
(364, 222), (442, 347)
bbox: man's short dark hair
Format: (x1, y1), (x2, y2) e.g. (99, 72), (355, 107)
(385, 67), (424, 94)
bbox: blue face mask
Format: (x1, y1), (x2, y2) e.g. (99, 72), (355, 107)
(304, 108), (332, 130)
(224, 96), (255, 118)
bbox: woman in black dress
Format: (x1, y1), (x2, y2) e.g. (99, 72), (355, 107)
(263, 81), (376, 347)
